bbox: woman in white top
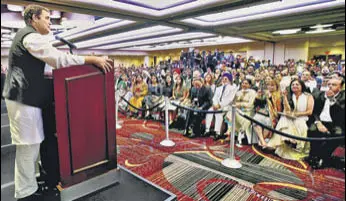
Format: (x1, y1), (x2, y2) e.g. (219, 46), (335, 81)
(267, 79), (314, 161)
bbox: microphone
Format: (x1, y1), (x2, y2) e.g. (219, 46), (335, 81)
(55, 35), (77, 49)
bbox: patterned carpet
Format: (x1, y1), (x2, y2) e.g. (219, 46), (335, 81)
(116, 116), (345, 201)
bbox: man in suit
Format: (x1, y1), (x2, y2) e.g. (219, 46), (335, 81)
(194, 49), (202, 69)
(184, 78), (213, 138)
(308, 78), (345, 169)
(302, 70), (317, 93)
(206, 51), (214, 72)
(205, 73), (238, 140)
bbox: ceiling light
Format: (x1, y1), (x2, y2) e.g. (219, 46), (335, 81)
(1, 29), (11, 34)
(61, 13), (95, 29)
(7, 4), (24, 12)
(79, 0), (226, 17)
(203, 38), (216, 42)
(2, 34), (12, 39)
(50, 11), (61, 19)
(119, 36), (252, 51)
(310, 24), (333, 29)
(190, 39), (202, 43)
(50, 24), (65, 30)
(75, 26), (183, 49)
(182, 0), (345, 26)
(306, 29), (336, 34)
(1, 41), (12, 45)
(1, 13), (26, 29)
(1, 38), (11, 41)
(93, 32), (215, 50)
(273, 28), (301, 35)
(54, 19), (132, 44)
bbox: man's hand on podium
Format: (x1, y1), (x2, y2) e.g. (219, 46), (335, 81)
(85, 56), (114, 73)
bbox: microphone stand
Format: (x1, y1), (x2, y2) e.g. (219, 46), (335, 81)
(67, 44), (74, 55)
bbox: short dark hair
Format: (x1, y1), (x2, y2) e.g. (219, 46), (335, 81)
(23, 4), (49, 25)
(242, 79), (253, 86)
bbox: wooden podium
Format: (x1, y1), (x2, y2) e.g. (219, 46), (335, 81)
(53, 65), (117, 188)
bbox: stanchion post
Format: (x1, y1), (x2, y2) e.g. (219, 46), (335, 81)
(115, 91), (122, 129)
(160, 96), (175, 147)
(221, 105), (242, 169)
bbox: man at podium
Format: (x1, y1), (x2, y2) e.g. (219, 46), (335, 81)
(2, 4), (113, 201)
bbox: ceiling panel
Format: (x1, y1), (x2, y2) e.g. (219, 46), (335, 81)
(1, 0), (345, 50)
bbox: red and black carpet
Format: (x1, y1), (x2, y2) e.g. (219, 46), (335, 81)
(116, 117), (345, 201)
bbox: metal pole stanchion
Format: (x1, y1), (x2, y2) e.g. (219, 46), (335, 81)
(160, 96), (175, 147)
(115, 91), (122, 129)
(221, 106), (242, 169)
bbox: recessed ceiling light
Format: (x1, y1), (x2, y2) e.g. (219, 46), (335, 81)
(306, 29), (336, 34)
(190, 39), (202, 43)
(50, 24), (65, 30)
(1, 38), (11, 41)
(182, 0), (345, 26)
(311, 24), (333, 29)
(1, 13), (26, 29)
(2, 34), (12, 39)
(50, 11), (61, 19)
(272, 29), (301, 35)
(61, 13), (95, 29)
(1, 29), (11, 34)
(1, 41), (12, 45)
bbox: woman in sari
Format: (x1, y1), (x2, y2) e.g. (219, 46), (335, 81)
(169, 75), (189, 129)
(129, 74), (148, 117)
(117, 73), (133, 111)
(253, 80), (282, 148)
(226, 79), (257, 144)
(267, 79), (314, 160)
(143, 74), (163, 119)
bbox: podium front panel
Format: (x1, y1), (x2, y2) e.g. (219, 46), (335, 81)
(54, 65), (116, 187)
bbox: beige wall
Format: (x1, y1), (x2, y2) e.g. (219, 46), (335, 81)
(308, 35), (345, 59)
(111, 55), (146, 67)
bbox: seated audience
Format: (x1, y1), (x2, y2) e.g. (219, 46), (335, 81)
(205, 73), (237, 140)
(267, 79), (314, 161)
(129, 75), (148, 117)
(253, 80), (282, 148)
(117, 73), (133, 111)
(226, 79), (257, 145)
(184, 78), (213, 138)
(308, 78), (345, 169)
(169, 75), (189, 128)
(143, 75), (163, 119)
(302, 70), (317, 93)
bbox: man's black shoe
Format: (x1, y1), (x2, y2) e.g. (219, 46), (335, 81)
(213, 135), (226, 141)
(311, 158), (325, 169)
(202, 131), (213, 137)
(183, 129), (191, 136)
(17, 189), (43, 201)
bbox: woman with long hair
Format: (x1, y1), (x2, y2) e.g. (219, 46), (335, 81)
(143, 74), (163, 119)
(267, 79), (314, 160)
(129, 74), (148, 117)
(204, 73), (216, 94)
(253, 80), (282, 148)
(169, 75), (189, 129)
